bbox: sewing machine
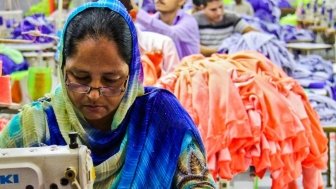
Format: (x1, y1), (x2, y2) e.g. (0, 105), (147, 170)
(0, 132), (95, 189)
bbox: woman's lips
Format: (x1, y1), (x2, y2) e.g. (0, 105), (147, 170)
(83, 105), (105, 112)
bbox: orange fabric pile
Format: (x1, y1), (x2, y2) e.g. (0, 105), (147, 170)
(157, 51), (328, 189)
(141, 51), (163, 86)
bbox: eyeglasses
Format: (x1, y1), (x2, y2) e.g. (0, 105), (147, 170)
(65, 78), (128, 97)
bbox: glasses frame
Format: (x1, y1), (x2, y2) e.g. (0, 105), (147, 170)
(65, 76), (128, 97)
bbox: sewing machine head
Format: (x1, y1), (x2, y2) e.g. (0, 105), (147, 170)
(0, 132), (95, 189)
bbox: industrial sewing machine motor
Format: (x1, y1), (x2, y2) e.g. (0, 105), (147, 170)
(0, 132), (95, 189)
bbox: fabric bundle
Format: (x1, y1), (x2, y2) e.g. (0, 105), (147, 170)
(308, 93), (336, 126)
(291, 55), (336, 100)
(247, 0), (281, 23)
(12, 14), (55, 43)
(291, 55), (333, 82)
(138, 31), (180, 86)
(157, 51), (328, 189)
(218, 32), (296, 74)
(141, 51), (163, 86)
(242, 16), (315, 43)
(0, 45), (29, 75)
(279, 25), (315, 43)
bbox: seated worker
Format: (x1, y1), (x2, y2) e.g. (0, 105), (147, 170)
(124, 0), (181, 84)
(193, 0), (255, 56)
(0, 0), (216, 188)
(229, 0), (254, 16)
(134, 0), (200, 59)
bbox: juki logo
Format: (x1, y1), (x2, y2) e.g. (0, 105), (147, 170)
(0, 174), (19, 184)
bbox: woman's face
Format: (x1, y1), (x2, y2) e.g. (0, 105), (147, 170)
(64, 37), (129, 123)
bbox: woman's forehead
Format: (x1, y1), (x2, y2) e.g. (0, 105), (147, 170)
(66, 66), (128, 76)
(66, 38), (128, 66)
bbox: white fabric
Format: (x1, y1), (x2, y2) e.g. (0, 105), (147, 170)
(137, 30), (180, 76)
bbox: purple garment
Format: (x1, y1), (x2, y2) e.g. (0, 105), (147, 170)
(137, 9), (200, 59)
(278, 0), (291, 8)
(140, 0), (193, 13)
(0, 54), (29, 75)
(218, 32), (296, 74)
(242, 16), (315, 43)
(247, 0), (280, 23)
(183, 0), (193, 11)
(308, 93), (336, 126)
(141, 0), (156, 13)
(11, 14), (55, 43)
(291, 55), (333, 82)
(279, 25), (314, 43)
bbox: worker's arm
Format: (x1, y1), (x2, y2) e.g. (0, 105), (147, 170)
(200, 45), (218, 57)
(242, 26), (258, 34)
(235, 18), (258, 34)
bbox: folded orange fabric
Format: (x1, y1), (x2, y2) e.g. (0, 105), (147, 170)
(158, 51), (328, 189)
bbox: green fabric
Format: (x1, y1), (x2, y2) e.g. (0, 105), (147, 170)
(25, 0), (51, 16)
(291, 0), (324, 7)
(280, 14), (298, 26)
(223, 0), (234, 5)
(0, 45), (24, 64)
(10, 70), (28, 81)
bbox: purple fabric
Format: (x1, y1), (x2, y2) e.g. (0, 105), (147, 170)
(141, 0), (193, 13)
(308, 93), (336, 126)
(0, 54), (29, 75)
(242, 16), (315, 43)
(278, 0), (291, 9)
(254, 9), (275, 23)
(279, 25), (315, 42)
(218, 32), (296, 74)
(291, 55), (333, 82)
(247, 0), (280, 23)
(136, 9), (200, 59)
(11, 14), (55, 43)
(141, 0), (156, 13)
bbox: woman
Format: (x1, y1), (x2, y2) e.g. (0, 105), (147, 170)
(0, 0), (216, 188)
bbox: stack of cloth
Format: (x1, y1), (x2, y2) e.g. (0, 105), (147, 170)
(0, 45), (29, 75)
(308, 93), (336, 126)
(157, 51), (328, 189)
(242, 16), (315, 43)
(247, 0), (281, 23)
(218, 32), (296, 75)
(291, 55), (335, 97)
(11, 14), (55, 43)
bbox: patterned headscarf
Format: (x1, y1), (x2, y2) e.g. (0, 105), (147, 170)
(54, 0), (144, 139)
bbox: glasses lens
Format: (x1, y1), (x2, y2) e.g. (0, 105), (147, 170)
(100, 87), (125, 97)
(66, 82), (90, 93)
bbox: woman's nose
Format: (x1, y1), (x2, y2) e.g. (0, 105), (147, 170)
(87, 80), (102, 100)
(87, 88), (100, 100)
